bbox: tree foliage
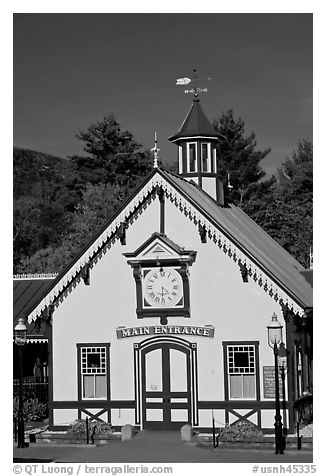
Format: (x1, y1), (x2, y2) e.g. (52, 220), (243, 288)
(213, 109), (270, 204)
(71, 114), (153, 186)
(15, 182), (129, 274)
(14, 114), (154, 273)
(242, 140), (313, 267)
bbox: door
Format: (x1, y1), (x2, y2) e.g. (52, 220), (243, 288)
(141, 343), (191, 429)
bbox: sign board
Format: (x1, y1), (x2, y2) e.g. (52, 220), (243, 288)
(263, 366), (284, 399)
(116, 325), (215, 339)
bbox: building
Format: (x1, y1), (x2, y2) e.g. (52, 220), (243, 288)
(19, 94), (312, 432)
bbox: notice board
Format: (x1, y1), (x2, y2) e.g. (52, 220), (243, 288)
(263, 366), (284, 398)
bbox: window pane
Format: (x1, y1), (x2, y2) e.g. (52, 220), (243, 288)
(170, 349), (187, 392)
(234, 351), (249, 368)
(95, 375), (107, 398)
(82, 347), (106, 374)
(145, 349), (162, 392)
(83, 375), (94, 398)
(243, 375), (255, 398)
(189, 144), (196, 172)
(230, 375), (242, 398)
(201, 144), (208, 172)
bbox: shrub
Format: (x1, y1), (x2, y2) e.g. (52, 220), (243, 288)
(13, 397), (48, 422)
(219, 421), (265, 442)
(67, 419), (113, 439)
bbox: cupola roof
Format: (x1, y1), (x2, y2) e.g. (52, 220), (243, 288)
(169, 98), (218, 142)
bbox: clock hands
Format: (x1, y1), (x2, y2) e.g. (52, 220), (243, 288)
(159, 286), (169, 303)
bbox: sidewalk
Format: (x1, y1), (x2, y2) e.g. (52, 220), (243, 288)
(13, 431), (313, 463)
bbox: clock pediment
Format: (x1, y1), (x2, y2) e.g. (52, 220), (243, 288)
(124, 232), (196, 264)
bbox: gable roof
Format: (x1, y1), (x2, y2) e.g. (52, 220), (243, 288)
(169, 98), (218, 142)
(23, 167), (312, 323)
(160, 169), (312, 309)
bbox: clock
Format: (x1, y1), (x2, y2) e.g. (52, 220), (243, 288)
(143, 268), (183, 308)
(124, 232), (197, 320)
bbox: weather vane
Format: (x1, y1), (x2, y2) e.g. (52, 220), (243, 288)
(151, 132), (160, 169)
(176, 68), (211, 97)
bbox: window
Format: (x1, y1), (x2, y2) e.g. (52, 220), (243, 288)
(201, 143), (210, 172)
(187, 143), (197, 172)
(78, 345), (109, 399)
(213, 148), (217, 173)
(226, 344), (257, 399)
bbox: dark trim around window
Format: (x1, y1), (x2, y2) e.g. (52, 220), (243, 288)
(222, 341), (260, 402)
(76, 343), (111, 402)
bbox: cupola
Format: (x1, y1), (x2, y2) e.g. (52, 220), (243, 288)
(169, 77), (224, 204)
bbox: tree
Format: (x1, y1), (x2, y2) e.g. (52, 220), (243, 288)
(16, 182), (130, 274)
(72, 114), (153, 186)
(213, 110), (270, 204)
(277, 139), (313, 199)
(242, 140), (313, 267)
(13, 114), (155, 273)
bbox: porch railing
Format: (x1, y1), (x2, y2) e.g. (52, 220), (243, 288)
(13, 380), (49, 403)
(294, 392), (313, 426)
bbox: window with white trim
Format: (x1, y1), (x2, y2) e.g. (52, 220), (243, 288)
(227, 345), (256, 399)
(80, 345), (108, 399)
(213, 148), (217, 173)
(201, 143), (210, 172)
(187, 143), (197, 172)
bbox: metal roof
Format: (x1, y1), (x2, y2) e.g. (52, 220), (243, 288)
(169, 98), (218, 142)
(160, 169), (313, 308)
(13, 277), (54, 336)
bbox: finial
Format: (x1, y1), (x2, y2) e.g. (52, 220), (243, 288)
(309, 247), (313, 269)
(176, 67), (211, 97)
(151, 132), (160, 169)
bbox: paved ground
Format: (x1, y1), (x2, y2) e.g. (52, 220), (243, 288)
(13, 431), (313, 463)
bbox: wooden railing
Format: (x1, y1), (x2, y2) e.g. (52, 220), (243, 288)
(294, 393), (313, 426)
(13, 380), (48, 403)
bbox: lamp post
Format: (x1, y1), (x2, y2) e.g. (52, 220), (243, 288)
(267, 313), (284, 454)
(14, 317), (27, 448)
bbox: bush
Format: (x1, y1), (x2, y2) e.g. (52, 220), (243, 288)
(219, 421), (265, 442)
(67, 419), (113, 439)
(13, 397), (48, 422)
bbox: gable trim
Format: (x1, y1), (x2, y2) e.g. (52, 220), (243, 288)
(26, 171), (160, 322)
(159, 172), (307, 315)
(26, 169), (307, 323)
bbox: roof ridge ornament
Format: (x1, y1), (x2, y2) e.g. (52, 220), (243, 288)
(151, 132), (160, 169)
(176, 68), (211, 98)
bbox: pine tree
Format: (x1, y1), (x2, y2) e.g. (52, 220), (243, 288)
(242, 140), (313, 267)
(213, 109), (270, 204)
(72, 114), (153, 186)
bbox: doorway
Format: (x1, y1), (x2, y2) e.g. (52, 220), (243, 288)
(141, 342), (191, 430)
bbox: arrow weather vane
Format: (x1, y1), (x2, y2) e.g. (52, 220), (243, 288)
(176, 68), (211, 97)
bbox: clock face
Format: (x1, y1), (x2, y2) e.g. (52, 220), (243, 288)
(143, 268), (183, 307)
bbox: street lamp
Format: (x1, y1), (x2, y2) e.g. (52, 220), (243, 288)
(14, 317), (27, 448)
(267, 312), (284, 454)
(277, 342), (288, 434)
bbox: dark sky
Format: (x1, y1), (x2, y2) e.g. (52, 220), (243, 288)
(13, 13), (312, 176)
